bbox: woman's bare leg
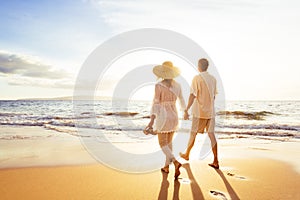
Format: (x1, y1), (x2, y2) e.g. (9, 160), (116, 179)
(158, 132), (181, 178)
(167, 132), (174, 165)
(158, 133), (173, 173)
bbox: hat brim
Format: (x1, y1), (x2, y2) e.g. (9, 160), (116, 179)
(153, 65), (180, 79)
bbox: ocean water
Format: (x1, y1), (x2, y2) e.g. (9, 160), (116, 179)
(0, 100), (299, 140)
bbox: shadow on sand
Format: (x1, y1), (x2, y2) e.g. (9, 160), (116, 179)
(214, 168), (240, 200)
(183, 163), (205, 200)
(158, 164), (240, 200)
(158, 171), (181, 200)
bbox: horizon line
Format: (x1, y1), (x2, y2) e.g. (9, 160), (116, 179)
(0, 95), (299, 102)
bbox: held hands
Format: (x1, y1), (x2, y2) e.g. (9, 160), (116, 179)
(184, 110), (189, 120)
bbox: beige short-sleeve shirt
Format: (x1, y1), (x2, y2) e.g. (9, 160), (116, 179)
(190, 71), (217, 119)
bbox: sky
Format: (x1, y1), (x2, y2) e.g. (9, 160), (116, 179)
(0, 0), (300, 100)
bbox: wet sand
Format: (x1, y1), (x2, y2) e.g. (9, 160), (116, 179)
(0, 126), (299, 199)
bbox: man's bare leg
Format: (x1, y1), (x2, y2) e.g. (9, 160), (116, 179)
(180, 131), (197, 160)
(208, 132), (219, 169)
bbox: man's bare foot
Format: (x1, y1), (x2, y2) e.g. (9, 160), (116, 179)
(161, 166), (169, 173)
(174, 160), (182, 179)
(179, 152), (189, 161)
(208, 162), (219, 169)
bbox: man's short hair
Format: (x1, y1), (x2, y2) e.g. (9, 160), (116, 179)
(198, 58), (209, 71)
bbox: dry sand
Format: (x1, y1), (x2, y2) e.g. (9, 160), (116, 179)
(0, 159), (299, 200)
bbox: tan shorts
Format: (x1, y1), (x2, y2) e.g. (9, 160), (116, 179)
(191, 117), (215, 134)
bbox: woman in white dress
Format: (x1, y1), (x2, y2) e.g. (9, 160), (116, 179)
(144, 61), (186, 179)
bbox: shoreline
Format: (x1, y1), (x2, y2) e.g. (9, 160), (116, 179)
(0, 125), (299, 170)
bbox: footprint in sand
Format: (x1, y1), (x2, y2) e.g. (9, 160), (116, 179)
(227, 172), (246, 180)
(210, 190), (228, 200)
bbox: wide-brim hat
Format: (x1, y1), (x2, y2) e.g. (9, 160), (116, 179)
(153, 61), (180, 79)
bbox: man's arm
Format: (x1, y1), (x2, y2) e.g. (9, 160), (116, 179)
(184, 93), (195, 120)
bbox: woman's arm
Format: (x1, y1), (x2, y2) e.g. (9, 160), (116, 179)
(147, 114), (156, 128)
(178, 85), (186, 111)
(148, 84), (161, 128)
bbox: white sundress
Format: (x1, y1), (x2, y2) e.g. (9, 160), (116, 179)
(151, 81), (186, 133)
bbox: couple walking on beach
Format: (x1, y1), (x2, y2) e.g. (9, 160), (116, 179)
(143, 59), (219, 179)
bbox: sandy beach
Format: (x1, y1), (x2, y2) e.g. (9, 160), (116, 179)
(1, 0), (300, 199)
(0, 126), (299, 200)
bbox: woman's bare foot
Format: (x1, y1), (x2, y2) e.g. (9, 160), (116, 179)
(161, 166), (169, 173)
(179, 152), (189, 161)
(174, 160), (182, 179)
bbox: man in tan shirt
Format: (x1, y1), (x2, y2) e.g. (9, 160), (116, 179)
(180, 58), (219, 169)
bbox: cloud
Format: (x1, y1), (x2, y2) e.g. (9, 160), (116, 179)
(87, 0), (300, 100)
(6, 76), (74, 89)
(91, 0), (267, 30)
(0, 50), (70, 79)
(0, 50), (76, 89)
(90, 0), (299, 34)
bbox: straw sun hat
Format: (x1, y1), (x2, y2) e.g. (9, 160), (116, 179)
(153, 61), (180, 79)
